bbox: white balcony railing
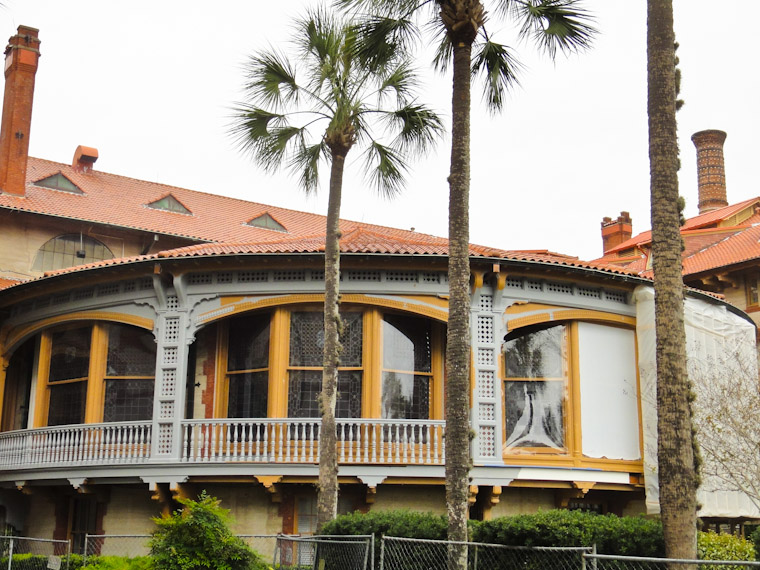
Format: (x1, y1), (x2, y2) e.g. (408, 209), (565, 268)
(182, 418), (445, 465)
(0, 422), (152, 469)
(0, 419), (445, 470)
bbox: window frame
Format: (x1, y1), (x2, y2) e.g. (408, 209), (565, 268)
(213, 304), (445, 420)
(34, 322), (156, 427)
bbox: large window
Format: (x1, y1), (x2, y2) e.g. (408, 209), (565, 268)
(212, 306), (444, 421)
(39, 323), (156, 426)
(381, 314), (432, 420)
(503, 324), (567, 451)
(225, 314), (270, 418)
(287, 312), (363, 418)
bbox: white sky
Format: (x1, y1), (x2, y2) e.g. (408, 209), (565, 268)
(2, 1), (756, 262)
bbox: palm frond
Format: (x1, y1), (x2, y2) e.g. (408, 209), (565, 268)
(229, 107), (286, 158)
(382, 104), (444, 157)
(509, 0), (596, 58)
(431, 31), (452, 74)
(288, 139), (328, 194)
(348, 15), (419, 70)
(244, 51), (300, 109)
(362, 141), (407, 198)
(376, 61), (417, 104)
(472, 40), (523, 112)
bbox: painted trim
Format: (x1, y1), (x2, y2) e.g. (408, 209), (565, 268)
(507, 309), (635, 331)
(197, 294), (448, 325)
(2, 312), (153, 358)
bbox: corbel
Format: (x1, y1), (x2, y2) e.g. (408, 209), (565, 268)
(170, 481), (188, 501)
(255, 475), (283, 503)
(490, 486), (502, 506)
(15, 481), (31, 495)
(471, 270), (485, 293)
(468, 485), (479, 506)
(172, 271), (189, 310)
(572, 481), (596, 496)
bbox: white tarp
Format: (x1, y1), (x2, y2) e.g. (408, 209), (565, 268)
(634, 285), (760, 517)
(578, 322), (640, 460)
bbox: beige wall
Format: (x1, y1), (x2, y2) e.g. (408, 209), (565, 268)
(490, 488), (556, 518)
(24, 493), (55, 539)
(0, 211), (193, 281)
(198, 484), (283, 536)
(102, 487), (161, 536)
(370, 485), (446, 515)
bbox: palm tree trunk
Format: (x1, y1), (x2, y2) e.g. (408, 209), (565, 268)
(647, 0), (697, 563)
(317, 151), (345, 533)
(446, 36), (473, 557)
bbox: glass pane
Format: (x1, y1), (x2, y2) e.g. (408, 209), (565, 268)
(107, 325), (156, 376)
(381, 372), (429, 419)
(48, 382), (86, 426)
(227, 372), (268, 418)
(288, 370), (361, 418)
(103, 379), (154, 422)
(289, 312), (362, 367)
(49, 327), (91, 382)
(505, 380), (565, 449)
(228, 314), (270, 371)
(504, 325), (565, 378)
(383, 315), (431, 373)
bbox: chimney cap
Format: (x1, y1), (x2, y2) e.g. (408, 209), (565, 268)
(72, 145), (98, 173)
(691, 129), (727, 144)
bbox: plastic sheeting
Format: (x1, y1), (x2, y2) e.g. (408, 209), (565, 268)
(634, 285), (759, 517)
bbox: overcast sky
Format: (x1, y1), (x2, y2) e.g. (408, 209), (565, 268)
(2, 1), (756, 262)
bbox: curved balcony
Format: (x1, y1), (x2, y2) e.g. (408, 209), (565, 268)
(0, 419), (446, 471)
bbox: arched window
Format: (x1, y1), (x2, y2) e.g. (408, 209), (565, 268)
(32, 234), (113, 272)
(37, 323), (156, 426)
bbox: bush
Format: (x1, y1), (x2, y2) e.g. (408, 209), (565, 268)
(150, 491), (268, 570)
(321, 509), (448, 540)
(698, 531), (755, 566)
(471, 509), (665, 556)
(321, 509), (448, 568)
(82, 556), (153, 570)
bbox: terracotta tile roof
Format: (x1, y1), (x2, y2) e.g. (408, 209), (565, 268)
(0, 157), (438, 244)
(600, 198), (760, 258)
(0, 277), (22, 290)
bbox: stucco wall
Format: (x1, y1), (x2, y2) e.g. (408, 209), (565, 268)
(24, 493), (55, 539)
(369, 485), (446, 514)
(489, 488), (555, 517)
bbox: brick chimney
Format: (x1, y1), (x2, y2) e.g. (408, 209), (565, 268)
(0, 26), (40, 197)
(601, 211), (632, 254)
(692, 129), (728, 214)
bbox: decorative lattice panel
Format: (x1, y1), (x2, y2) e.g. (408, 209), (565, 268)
(479, 294), (493, 312)
(479, 403), (495, 421)
(73, 288), (94, 301)
(159, 401), (174, 419)
(478, 425), (496, 456)
(476, 316), (494, 344)
(346, 270), (381, 282)
(157, 424), (173, 454)
(477, 348), (494, 366)
(217, 272), (233, 284)
(164, 318), (180, 343)
(97, 284), (120, 296)
(166, 295), (179, 311)
(161, 369), (177, 396)
(273, 270), (305, 281)
(188, 273), (213, 285)
(163, 347), (178, 365)
(606, 290), (627, 303)
(546, 282), (573, 295)
(578, 286), (601, 299)
(238, 270), (268, 283)
(477, 370), (495, 399)
(386, 271), (417, 282)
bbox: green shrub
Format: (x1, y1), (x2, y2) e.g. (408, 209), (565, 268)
(698, 531), (755, 567)
(321, 509), (448, 568)
(750, 526), (760, 560)
(472, 509), (665, 556)
(81, 555), (153, 570)
(150, 491), (268, 570)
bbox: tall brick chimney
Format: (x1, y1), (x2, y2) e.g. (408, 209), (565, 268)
(601, 211), (632, 254)
(0, 26), (40, 197)
(692, 129), (728, 214)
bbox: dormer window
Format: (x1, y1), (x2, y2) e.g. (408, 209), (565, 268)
(34, 173), (83, 194)
(146, 194), (191, 215)
(246, 213), (287, 232)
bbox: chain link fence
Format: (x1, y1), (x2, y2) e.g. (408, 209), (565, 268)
(380, 536), (591, 570)
(0, 537), (70, 570)
(274, 535), (372, 570)
(583, 553), (760, 570)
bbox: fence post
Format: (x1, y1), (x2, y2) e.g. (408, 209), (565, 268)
(83, 534), (89, 566)
(6, 537), (13, 570)
(379, 534), (385, 570)
(370, 533), (375, 570)
(473, 544), (478, 570)
(590, 544), (597, 570)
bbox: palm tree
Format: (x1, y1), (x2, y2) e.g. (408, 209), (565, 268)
(337, 0), (595, 548)
(646, 0), (697, 562)
(230, 8), (442, 531)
